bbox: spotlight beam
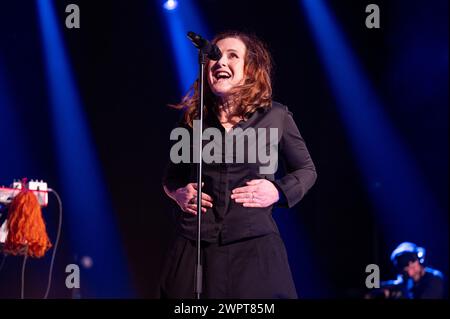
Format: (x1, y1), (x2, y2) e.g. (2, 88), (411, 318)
(37, 0), (133, 297)
(161, 0), (212, 94)
(301, 0), (446, 244)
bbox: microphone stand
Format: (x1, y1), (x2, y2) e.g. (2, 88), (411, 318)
(194, 47), (208, 300)
(187, 31), (221, 300)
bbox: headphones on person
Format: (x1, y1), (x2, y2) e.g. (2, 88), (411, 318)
(390, 242), (426, 270)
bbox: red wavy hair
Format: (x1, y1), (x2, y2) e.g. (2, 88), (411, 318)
(4, 189), (52, 258)
(171, 31), (273, 127)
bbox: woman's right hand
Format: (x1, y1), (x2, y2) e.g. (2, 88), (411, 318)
(164, 183), (213, 215)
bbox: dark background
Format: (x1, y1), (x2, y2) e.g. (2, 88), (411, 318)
(0, 0), (447, 298)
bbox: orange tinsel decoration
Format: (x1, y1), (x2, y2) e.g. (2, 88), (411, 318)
(3, 189), (52, 258)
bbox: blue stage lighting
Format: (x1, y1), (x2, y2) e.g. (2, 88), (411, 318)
(0, 57), (31, 179)
(160, 0), (212, 94)
(301, 0), (445, 245)
(163, 0), (178, 11)
(37, 0), (134, 297)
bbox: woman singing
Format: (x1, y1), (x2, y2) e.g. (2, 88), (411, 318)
(161, 31), (317, 298)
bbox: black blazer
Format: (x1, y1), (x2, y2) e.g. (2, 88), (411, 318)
(163, 101), (317, 244)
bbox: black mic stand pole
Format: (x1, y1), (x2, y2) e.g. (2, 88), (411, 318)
(194, 46), (208, 300)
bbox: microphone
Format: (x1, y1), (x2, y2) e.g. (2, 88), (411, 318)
(187, 31), (222, 61)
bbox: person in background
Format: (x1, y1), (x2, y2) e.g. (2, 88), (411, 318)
(368, 242), (445, 299)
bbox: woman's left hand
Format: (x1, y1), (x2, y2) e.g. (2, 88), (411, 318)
(230, 179), (280, 208)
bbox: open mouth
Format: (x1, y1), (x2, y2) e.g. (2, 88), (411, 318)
(213, 70), (232, 82)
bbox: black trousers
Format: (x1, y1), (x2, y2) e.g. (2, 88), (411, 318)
(160, 232), (298, 299)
